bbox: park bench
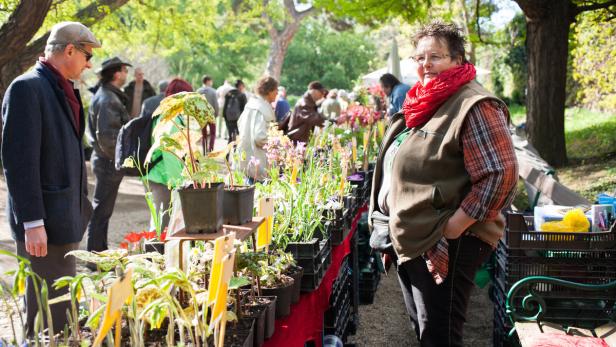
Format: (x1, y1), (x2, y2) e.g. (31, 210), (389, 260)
(506, 276), (616, 346)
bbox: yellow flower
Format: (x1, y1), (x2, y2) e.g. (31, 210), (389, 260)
(17, 274), (25, 296)
(541, 208), (590, 232)
(122, 157), (135, 168)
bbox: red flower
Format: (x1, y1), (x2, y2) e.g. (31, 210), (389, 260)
(160, 231), (167, 242)
(124, 231), (142, 243)
(119, 242), (128, 249)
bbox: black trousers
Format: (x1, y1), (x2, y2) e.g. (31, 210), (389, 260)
(87, 152), (124, 252)
(225, 119), (239, 142)
(16, 241), (79, 337)
(397, 235), (493, 347)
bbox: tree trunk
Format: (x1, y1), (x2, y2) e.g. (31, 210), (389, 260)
(516, 0), (573, 167)
(265, 23), (300, 80)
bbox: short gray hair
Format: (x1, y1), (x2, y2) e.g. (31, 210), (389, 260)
(44, 43), (68, 56)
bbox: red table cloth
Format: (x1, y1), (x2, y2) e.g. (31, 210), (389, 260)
(263, 205), (368, 347)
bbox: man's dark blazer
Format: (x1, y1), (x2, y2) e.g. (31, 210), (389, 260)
(1, 62), (93, 244)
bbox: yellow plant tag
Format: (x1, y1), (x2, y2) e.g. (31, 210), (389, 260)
(290, 163), (299, 185)
(210, 249), (236, 329)
(93, 268), (133, 347)
(351, 137), (357, 162)
(256, 197), (274, 250)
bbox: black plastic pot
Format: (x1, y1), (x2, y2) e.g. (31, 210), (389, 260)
(260, 276), (294, 318)
(177, 183), (223, 233)
(225, 317), (255, 347)
(143, 241), (165, 254)
(285, 265), (304, 304)
(244, 302), (266, 347)
(257, 296), (277, 339)
(223, 185), (255, 225)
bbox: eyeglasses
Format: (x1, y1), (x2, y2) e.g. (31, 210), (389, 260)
(72, 44), (93, 62)
(411, 53), (450, 65)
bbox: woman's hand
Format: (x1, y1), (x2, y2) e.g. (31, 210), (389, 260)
(443, 208), (476, 240)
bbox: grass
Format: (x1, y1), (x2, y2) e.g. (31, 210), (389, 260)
(508, 105), (616, 160)
(508, 105), (615, 210)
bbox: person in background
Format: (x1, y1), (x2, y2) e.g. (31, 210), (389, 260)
(197, 75), (219, 152)
(337, 89), (350, 111)
(124, 67), (156, 119)
(223, 79), (248, 143)
(321, 88), (341, 123)
(144, 78), (194, 231)
(379, 73), (410, 116)
(86, 57), (132, 254)
(2, 21), (98, 335)
(216, 80), (233, 139)
(236, 76), (279, 183)
(274, 86), (291, 123)
(369, 21), (518, 346)
(279, 81), (326, 144)
(140, 80), (169, 119)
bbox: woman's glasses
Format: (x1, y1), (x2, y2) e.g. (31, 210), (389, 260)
(411, 53), (450, 65)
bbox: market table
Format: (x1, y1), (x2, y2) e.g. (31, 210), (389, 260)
(263, 204), (368, 347)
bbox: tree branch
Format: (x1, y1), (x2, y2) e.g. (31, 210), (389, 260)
(261, 0), (280, 38)
(283, 0), (314, 21)
(575, 0), (616, 15)
(0, 0), (53, 68)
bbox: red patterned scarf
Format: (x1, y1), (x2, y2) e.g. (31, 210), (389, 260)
(402, 63), (476, 128)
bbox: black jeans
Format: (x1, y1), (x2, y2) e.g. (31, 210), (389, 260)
(397, 235), (493, 347)
(87, 152), (124, 251)
(226, 119), (239, 142)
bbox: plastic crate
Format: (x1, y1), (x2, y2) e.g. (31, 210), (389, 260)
(505, 213), (616, 251)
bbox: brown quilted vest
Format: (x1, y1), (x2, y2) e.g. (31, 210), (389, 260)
(369, 80), (507, 264)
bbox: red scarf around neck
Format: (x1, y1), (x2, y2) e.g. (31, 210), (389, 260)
(401, 63), (476, 128)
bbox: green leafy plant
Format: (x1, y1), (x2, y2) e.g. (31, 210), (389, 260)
(146, 92), (218, 189)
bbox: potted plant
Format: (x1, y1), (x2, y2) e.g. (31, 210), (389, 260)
(258, 262), (294, 319)
(215, 147), (256, 225)
(146, 92), (221, 233)
(269, 250), (303, 304)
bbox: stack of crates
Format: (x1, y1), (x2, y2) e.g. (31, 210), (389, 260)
(324, 256), (353, 340)
(356, 212), (381, 304)
(491, 213), (616, 346)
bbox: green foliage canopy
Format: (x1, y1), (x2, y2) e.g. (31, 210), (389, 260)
(280, 18), (377, 95)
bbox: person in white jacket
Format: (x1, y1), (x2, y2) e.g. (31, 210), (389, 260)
(236, 76), (279, 182)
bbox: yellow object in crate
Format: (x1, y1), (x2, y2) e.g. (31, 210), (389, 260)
(540, 208), (590, 232)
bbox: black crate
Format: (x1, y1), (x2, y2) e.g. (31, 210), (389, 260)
(286, 238), (320, 259)
(297, 256), (319, 274)
(301, 264), (324, 292)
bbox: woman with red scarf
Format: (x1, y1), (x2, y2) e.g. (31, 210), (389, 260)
(368, 22), (518, 345)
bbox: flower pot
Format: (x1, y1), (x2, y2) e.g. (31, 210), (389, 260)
(260, 275), (294, 319)
(177, 183), (223, 233)
(144, 240), (165, 254)
(256, 296), (277, 339)
(244, 302), (266, 347)
(225, 317), (255, 347)
(285, 265), (304, 304)
(223, 185), (255, 225)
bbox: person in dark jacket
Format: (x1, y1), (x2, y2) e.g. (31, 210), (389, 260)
(140, 79), (169, 120)
(124, 67), (156, 119)
(223, 79), (247, 143)
(1, 21), (98, 336)
(279, 81), (326, 144)
(86, 57), (131, 254)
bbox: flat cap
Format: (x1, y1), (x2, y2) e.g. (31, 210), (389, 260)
(47, 21), (101, 48)
(97, 57), (132, 73)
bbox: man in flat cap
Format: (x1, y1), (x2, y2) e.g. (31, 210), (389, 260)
(1, 21), (99, 335)
(86, 57), (132, 255)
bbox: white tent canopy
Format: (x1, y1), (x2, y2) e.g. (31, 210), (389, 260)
(362, 58), (490, 87)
